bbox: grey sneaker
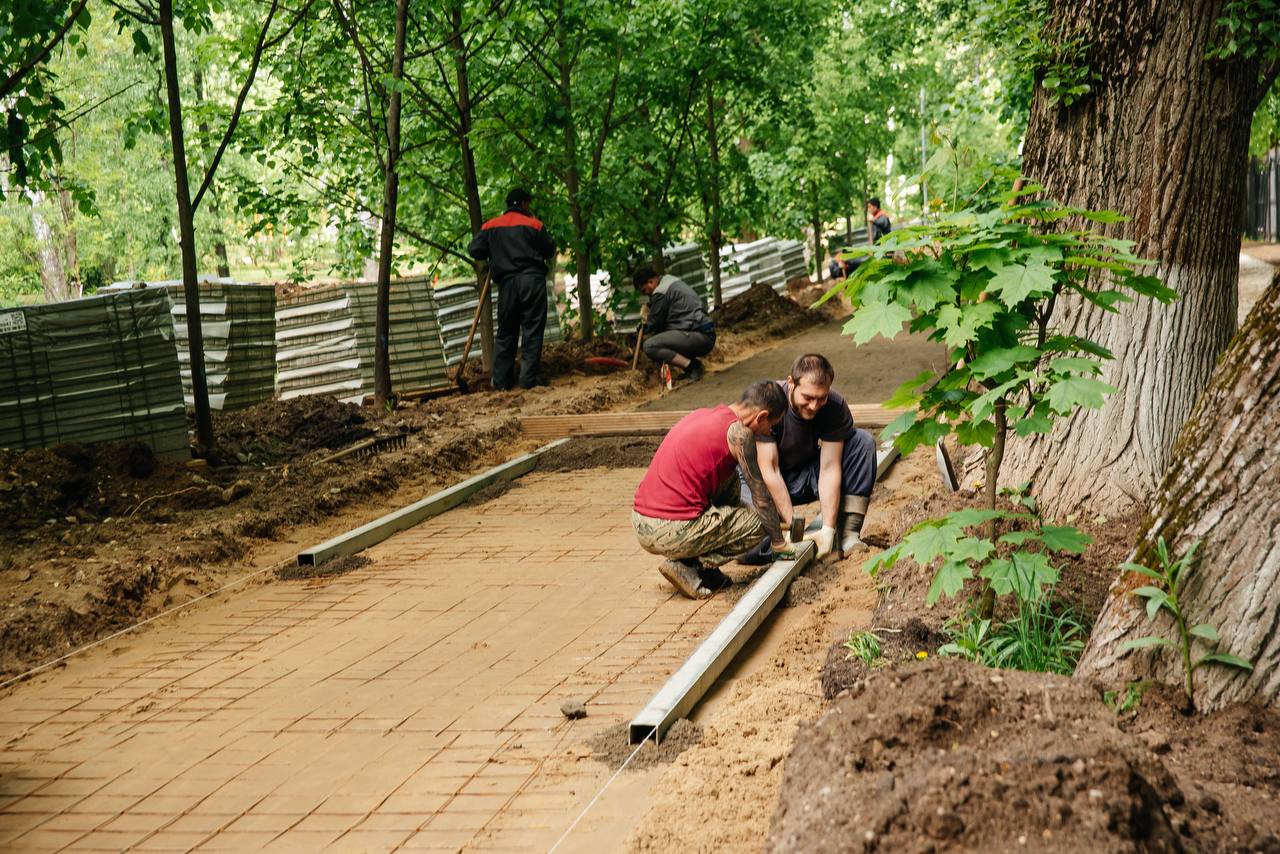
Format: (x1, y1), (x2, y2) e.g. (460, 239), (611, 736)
(659, 558), (712, 599)
(683, 359), (706, 382)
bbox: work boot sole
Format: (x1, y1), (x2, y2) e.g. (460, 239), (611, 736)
(659, 560), (712, 599)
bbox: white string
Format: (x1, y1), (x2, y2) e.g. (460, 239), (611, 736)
(0, 563), (278, 692)
(546, 729), (655, 853)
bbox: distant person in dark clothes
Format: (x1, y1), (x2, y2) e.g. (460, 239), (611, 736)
(467, 188), (556, 390)
(843, 198), (893, 275)
(867, 197), (891, 243)
(738, 353), (878, 563)
(633, 266), (715, 382)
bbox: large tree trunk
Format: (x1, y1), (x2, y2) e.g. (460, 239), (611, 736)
(373, 0), (409, 408)
(159, 0), (214, 451)
(1001, 0), (1277, 515)
(450, 4), (494, 371)
(1076, 270), (1280, 711)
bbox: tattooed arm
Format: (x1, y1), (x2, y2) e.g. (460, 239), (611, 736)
(727, 421), (789, 550)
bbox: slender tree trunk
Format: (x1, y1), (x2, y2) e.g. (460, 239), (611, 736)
(706, 87), (724, 310)
(1076, 270), (1280, 712)
(27, 192), (69, 301)
(159, 0), (214, 451)
(556, 40), (592, 343)
(451, 4), (494, 371)
(1001, 0), (1278, 515)
(193, 70), (231, 279)
(650, 222), (665, 272)
(811, 190), (824, 283)
(373, 0), (409, 408)
(55, 185), (81, 296)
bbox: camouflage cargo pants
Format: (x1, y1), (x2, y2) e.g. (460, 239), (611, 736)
(631, 478), (764, 567)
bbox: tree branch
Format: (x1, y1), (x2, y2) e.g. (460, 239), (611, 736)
(191, 0), (283, 214)
(0, 0), (90, 100)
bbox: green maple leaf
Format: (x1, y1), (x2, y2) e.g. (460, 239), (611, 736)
(843, 302), (913, 344)
(901, 523), (964, 566)
(1047, 375), (1117, 413)
(927, 560), (972, 605)
(967, 247), (1008, 273)
(968, 345), (1040, 380)
(898, 265), (957, 310)
(1039, 525), (1092, 553)
(988, 260), (1056, 305)
(936, 302), (1000, 348)
(980, 552), (1059, 601)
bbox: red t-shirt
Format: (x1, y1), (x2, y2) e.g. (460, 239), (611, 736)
(634, 405), (739, 520)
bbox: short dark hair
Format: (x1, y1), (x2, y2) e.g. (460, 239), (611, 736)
(867, 197), (881, 208)
(632, 266), (660, 290)
(506, 187), (532, 207)
(790, 353), (835, 386)
(738, 380), (787, 419)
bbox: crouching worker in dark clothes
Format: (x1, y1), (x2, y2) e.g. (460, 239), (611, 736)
(467, 188), (556, 390)
(738, 353), (878, 563)
(632, 381), (795, 599)
(633, 266), (715, 382)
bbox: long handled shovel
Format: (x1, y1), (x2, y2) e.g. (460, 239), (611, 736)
(453, 270), (492, 394)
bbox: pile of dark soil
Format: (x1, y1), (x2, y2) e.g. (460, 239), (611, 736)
(820, 618), (945, 698)
(588, 719), (704, 769)
(214, 396), (376, 463)
(718, 282), (825, 333)
(536, 436), (661, 471)
(0, 441), (179, 538)
(771, 658), (1280, 853)
(540, 335), (636, 377)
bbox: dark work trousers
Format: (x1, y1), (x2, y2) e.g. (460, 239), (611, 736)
(492, 272), (548, 390)
(641, 329), (715, 364)
(736, 428), (878, 560)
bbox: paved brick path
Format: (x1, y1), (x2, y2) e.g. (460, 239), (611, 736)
(0, 469), (728, 852)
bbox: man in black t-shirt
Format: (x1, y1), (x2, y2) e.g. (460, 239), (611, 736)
(738, 353), (878, 561)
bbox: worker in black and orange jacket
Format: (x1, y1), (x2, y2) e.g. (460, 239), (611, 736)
(467, 188), (557, 390)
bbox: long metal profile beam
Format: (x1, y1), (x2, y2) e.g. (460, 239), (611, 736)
(296, 438), (570, 566)
(629, 540), (815, 745)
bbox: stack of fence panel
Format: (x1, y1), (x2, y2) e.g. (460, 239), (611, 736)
(0, 289), (188, 457)
(170, 283), (275, 411)
(725, 238), (788, 296)
(778, 239), (809, 282)
(275, 285), (365, 402)
(437, 278), (562, 366)
(345, 277), (450, 394)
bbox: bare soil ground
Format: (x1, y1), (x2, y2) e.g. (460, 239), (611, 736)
(773, 660), (1280, 853)
(0, 288), (817, 680)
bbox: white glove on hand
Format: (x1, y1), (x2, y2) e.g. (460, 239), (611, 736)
(803, 525), (837, 558)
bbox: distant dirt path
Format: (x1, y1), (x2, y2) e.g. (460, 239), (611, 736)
(0, 469), (731, 852)
(1240, 248), (1277, 323)
(643, 320), (947, 411)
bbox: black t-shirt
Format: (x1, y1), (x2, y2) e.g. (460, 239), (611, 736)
(758, 381), (856, 474)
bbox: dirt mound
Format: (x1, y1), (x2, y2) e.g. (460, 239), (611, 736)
(0, 441), (182, 538)
(588, 720), (703, 769)
(771, 658), (1280, 853)
(718, 282), (824, 332)
(214, 396), (376, 462)
(540, 335), (636, 377)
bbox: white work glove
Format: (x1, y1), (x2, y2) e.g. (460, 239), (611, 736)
(803, 525), (837, 558)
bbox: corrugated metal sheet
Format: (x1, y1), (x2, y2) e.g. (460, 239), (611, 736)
(0, 289), (189, 457)
(719, 237), (790, 303)
(276, 278), (453, 401)
(103, 278), (277, 412)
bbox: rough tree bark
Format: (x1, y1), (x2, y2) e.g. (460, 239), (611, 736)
(1001, 0), (1278, 515)
(373, 0), (410, 408)
(449, 3), (494, 371)
(1076, 270), (1280, 711)
(705, 87), (724, 310)
(159, 0), (215, 450)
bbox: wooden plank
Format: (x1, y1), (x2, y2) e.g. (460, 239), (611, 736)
(296, 439), (570, 566)
(521, 405), (908, 441)
(629, 540), (816, 744)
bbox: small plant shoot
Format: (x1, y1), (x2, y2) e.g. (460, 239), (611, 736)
(1119, 538), (1254, 711)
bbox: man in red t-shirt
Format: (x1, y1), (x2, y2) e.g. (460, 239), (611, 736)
(632, 380), (795, 599)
